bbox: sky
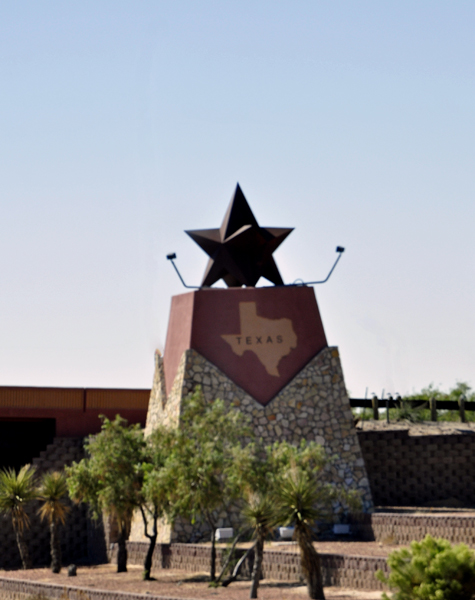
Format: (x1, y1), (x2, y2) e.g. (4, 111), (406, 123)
(1, 1), (474, 398)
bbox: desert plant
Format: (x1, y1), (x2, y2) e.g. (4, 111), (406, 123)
(165, 387), (251, 582)
(0, 464), (37, 569)
(231, 439), (359, 599)
(139, 425), (177, 581)
(275, 468), (327, 599)
(243, 492), (276, 598)
(397, 382), (475, 423)
(66, 415), (145, 573)
(376, 535), (475, 600)
(394, 398), (427, 423)
(271, 441), (337, 600)
(228, 442), (278, 597)
(37, 471), (70, 573)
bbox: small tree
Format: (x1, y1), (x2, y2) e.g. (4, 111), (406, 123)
(66, 415), (145, 572)
(377, 535), (475, 600)
(243, 492), (275, 598)
(232, 440), (355, 600)
(277, 469), (327, 599)
(229, 443), (278, 598)
(37, 471), (70, 573)
(166, 387), (251, 581)
(139, 425), (176, 580)
(0, 465), (37, 569)
(271, 441), (336, 600)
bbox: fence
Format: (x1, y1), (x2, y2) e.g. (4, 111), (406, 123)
(349, 396), (474, 422)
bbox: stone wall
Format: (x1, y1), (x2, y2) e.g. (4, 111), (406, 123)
(32, 437), (84, 472)
(0, 437), (107, 570)
(356, 512), (475, 545)
(357, 428), (475, 507)
(144, 350), (179, 434)
(0, 577), (175, 600)
(112, 541), (388, 591)
(136, 345), (373, 544)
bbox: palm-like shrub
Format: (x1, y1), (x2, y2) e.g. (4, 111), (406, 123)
(275, 468), (329, 600)
(37, 471), (70, 573)
(243, 492), (276, 599)
(270, 441), (337, 600)
(0, 465), (37, 569)
(233, 440), (340, 599)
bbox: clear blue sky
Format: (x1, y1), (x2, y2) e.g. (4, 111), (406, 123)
(1, 1), (474, 397)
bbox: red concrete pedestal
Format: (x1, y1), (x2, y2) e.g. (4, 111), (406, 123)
(164, 286), (327, 406)
(139, 285), (374, 544)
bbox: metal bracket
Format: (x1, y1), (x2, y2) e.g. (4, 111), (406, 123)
(166, 254), (200, 289)
(295, 247), (345, 285)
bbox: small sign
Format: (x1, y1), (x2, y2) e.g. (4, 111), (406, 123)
(216, 528), (233, 541)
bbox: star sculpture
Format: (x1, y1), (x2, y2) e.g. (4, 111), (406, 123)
(186, 184), (293, 287)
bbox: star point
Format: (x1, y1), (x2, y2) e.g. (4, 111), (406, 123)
(186, 184), (293, 288)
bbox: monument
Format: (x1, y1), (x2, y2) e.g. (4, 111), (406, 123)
(144, 184), (373, 541)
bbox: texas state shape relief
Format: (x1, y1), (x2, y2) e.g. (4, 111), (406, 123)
(221, 302), (297, 376)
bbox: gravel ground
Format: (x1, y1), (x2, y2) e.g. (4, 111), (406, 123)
(270, 540), (399, 556)
(355, 419), (475, 436)
(1, 563), (383, 600)
(0, 542), (391, 600)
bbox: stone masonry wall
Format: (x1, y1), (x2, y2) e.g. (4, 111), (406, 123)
(0, 437), (107, 570)
(0, 577), (192, 600)
(136, 345), (373, 544)
(0, 544), (390, 598)
(0, 438), (86, 570)
(357, 428), (475, 507)
(356, 512), (475, 545)
(144, 350), (180, 434)
(112, 541), (388, 591)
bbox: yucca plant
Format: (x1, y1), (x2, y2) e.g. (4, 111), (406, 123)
(270, 441), (336, 600)
(275, 468), (328, 600)
(37, 471), (70, 573)
(0, 464), (37, 569)
(243, 492), (276, 599)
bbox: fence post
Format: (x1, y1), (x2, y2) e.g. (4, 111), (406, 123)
(372, 395), (379, 420)
(459, 394), (466, 423)
(430, 396), (437, 422)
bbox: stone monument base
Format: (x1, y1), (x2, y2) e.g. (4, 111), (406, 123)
(129, 345), (373, 544)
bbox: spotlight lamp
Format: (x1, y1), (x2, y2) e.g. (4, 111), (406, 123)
(296, 246), (346, 286)
(165, 253), (200, 289)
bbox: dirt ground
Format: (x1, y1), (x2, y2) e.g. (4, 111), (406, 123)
(355, 420), (475, 436)
(265, 540), (399, 556)
(1, 563), (383, 600)
(0, 541), (390, 600)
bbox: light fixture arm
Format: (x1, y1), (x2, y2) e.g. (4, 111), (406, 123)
(168, 246), (345, 290)
(296, 246), (345, 285)
(166, 254), (200, 289)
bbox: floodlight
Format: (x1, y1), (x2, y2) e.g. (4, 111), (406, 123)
(295, 245), (346, 285)
(166, 253), (199, 289)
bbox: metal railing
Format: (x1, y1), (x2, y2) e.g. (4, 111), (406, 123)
(349, 396), (474, 423)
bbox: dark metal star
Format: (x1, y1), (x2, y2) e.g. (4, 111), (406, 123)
(186, 184), (293, 287)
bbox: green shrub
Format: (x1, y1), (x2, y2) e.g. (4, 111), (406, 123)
(376, 535), (475, 600)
